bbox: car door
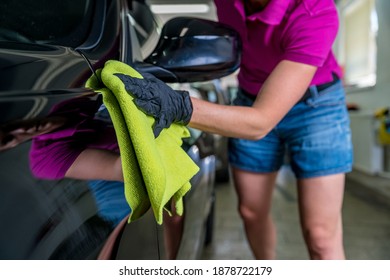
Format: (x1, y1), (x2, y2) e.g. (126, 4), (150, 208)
(0, 0), (241, 260)
(0, 0), (162, 260)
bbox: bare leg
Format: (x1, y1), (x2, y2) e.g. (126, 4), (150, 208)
(163, 203), (184, 260)
(297, 173), (346, 260)
(232, 167), (278, 259)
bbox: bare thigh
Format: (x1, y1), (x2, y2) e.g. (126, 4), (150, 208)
(297, 173), (345, 232)
(232, 168), (278, 214)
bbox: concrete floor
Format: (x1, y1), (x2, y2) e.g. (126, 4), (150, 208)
(201, 167), (390, 260)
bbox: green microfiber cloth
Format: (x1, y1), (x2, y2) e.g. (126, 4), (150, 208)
(86, 60), (200, 225)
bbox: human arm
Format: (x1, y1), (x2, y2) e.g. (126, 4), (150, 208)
(29, 107), (123, 182)
(117, 60), (316, 140)
(189, 60), (316, 140)
(65, 148), (123, 181)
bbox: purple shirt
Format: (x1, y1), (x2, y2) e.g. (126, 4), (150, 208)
(214, 0), (342, 95)
(29, 98), (119, 179)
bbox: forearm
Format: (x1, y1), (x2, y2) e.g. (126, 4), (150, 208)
(189, 97), (272, 140)
(65, 149), (123, 181)
(117, 60), (316, 140)
(188, 60), (317, 140)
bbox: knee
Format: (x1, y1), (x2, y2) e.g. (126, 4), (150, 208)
(238, 203), (267, 223)
(303, 225), (340, 259)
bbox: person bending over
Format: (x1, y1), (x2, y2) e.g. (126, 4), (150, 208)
(117, 0), (352, 260)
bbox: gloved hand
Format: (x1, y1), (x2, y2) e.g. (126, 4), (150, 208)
(115, 73), (193, 137)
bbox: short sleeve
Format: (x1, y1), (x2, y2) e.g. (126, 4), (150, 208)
(28, 97), (104, 179)
(281, 6), (339, 67)
(29, 132), (85, 179)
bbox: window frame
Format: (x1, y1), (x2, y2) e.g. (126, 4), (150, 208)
(335, 0), (378, 92)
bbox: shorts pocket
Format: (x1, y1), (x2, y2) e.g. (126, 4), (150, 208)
(306, 82), (346, 108)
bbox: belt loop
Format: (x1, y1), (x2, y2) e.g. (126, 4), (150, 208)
(306, 85), (318, 106)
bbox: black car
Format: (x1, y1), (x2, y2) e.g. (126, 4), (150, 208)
(0, 0), (240, 259)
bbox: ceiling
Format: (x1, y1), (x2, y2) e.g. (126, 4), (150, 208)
(148, 0), (216, 22)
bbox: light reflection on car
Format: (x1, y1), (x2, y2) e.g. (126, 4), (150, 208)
(0, 0), (240, 260)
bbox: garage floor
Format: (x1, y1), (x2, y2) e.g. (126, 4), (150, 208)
(201, 166), (390, 260)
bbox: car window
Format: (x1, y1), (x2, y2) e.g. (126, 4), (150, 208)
(130, 0), (157, 46)
(0, 0), (94, 48)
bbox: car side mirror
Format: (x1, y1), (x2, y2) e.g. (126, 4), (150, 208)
(136, 17), (242, 83)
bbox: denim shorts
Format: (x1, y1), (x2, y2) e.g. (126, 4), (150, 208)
(228, 81), (353, 179)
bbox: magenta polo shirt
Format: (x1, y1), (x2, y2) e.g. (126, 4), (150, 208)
(214, 0), (343, 96)
(29, 98), (119, 180)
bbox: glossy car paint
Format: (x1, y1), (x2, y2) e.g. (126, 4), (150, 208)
(0, 0), (240, 259)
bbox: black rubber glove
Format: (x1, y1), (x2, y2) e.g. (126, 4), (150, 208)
(115, 73), (193, 138)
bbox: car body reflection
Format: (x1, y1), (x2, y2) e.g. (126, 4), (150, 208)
(0, 0), (240, 260)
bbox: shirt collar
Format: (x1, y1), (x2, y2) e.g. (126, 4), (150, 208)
(240, 0), (293, 25)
